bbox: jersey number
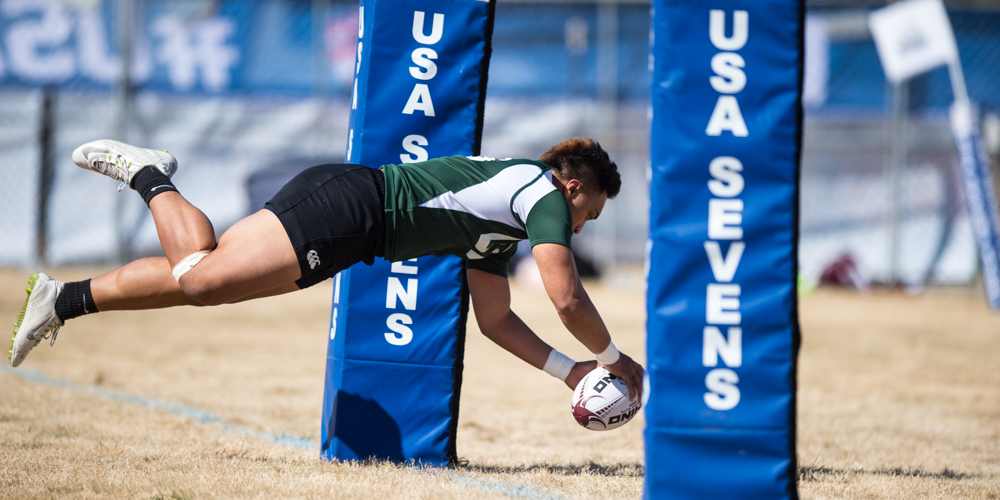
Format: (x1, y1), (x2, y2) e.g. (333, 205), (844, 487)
(466, 233), (519, 259)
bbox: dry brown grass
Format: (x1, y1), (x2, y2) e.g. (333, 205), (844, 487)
(797, 287), (1000, 499)
(1, 267), (998, 499)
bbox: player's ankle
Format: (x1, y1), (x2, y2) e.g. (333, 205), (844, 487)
(133, 166), (178, 206)
(54, 279), (98, 322)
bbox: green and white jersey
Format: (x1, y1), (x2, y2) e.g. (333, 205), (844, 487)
(382, 156), (573, 276)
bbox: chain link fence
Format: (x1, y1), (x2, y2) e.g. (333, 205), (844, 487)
(801, 4), (1000, 287)
(0, 0), (357, 267)
(2, 0), (1000, 288)
(0, 0), (655, 276)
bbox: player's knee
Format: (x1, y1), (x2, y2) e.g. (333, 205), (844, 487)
(172, 251), (226, 305)
(178, 276), (226, 306)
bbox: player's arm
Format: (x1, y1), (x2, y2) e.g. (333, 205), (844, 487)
(531, 242), (644, 399)
(467, 268), (595, 388)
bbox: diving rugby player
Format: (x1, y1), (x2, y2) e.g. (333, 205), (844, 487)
(9, 138), (644, 398)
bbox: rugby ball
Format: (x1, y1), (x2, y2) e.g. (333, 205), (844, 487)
(571, 367), (641, 431)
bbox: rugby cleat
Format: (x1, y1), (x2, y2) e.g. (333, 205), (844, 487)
(9, 273), (65, 367)
(72, 139), (178, 191)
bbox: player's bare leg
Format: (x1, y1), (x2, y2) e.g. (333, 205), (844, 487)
(116, 177), (302, 306)
(88, 252), (302, 312)
(10, 140), (302, 366)
(148, 191), (218, 268)
(79, 186), (221, 311)
(91, 257), (201, 310)
(163, 207), (302, 306)
(71, 138), (304, 307)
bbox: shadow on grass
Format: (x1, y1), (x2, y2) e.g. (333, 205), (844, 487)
(456, 461), (645, 478)
(456, 463), (978, 481)
(799, 465), (978, 482)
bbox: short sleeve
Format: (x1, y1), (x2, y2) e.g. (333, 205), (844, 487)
(524, 190), (573, 248)
(465, 243), (517, 277)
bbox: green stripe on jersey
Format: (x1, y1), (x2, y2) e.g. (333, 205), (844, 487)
(382, 156), (573, 276)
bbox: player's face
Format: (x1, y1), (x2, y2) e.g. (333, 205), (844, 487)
(563, 182), (608, 235)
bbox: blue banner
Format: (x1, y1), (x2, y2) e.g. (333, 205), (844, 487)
(0, 0), (362, 95)
(646, 1), (801, 498)
(951, 102), (1000, 309)
(321, 0), (492, 465)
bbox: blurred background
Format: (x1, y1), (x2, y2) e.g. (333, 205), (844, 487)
(2, 0), (1000, 291)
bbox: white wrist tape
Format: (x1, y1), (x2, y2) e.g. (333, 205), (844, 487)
(171, 251), (210, 282)
(595, 340), (621, 366)
(542, 348), (576, 382)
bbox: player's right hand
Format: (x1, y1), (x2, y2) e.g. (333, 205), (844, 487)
(602, 353), (645, 402)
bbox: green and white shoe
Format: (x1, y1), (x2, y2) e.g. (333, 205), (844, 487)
(72, 139), (178, 191)
(9, 273), (64, 367)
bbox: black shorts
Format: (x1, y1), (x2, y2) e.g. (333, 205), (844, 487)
(264, 163), (385, 289)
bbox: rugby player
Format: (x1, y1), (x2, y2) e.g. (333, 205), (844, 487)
(9, 138), (644, 398)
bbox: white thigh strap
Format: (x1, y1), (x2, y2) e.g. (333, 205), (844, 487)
(172, 251), (211, 282)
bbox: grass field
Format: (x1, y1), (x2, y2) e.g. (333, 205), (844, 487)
(1, 267), (998, 499)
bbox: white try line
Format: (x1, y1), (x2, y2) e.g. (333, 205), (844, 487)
(0, 364), (316, 451)
(1, 365), (565, 500)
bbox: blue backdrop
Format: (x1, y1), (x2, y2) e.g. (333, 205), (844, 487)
(646, 1), (802, 497)
(320, 0), (492, 465)
(5, 0), (1000, 112)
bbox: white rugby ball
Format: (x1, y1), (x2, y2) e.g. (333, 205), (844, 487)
(571, 367), (641, 431)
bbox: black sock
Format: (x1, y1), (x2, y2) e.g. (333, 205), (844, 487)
(54, 279), (98, 323)
(133, 166), (178, 206)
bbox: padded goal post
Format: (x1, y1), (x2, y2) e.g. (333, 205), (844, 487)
(646, 1), (803, 498)
(321, 0), (494, 465)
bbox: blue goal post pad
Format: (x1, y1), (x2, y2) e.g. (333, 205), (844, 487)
(646, 0), (803, 498)
(645, 427), (793, 498)
(321, 0), (494, 466)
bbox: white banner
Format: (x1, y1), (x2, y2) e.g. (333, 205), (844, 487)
(868, 0), (958, 84)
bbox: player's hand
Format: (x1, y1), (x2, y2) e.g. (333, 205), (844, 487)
(602, 353), (645, 401)
(564, 360), (598, 390)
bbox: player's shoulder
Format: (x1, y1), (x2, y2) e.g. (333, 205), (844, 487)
(462, 158), (555, 188)
(386, 156), (553, 190)
(462, 156), (550, 170)
(387, 156), (550, 175)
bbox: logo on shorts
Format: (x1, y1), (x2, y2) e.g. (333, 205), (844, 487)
(307, 250), (321, 270)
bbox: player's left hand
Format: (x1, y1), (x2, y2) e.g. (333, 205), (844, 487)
(564, 360), (599, 390)
(602, 353), (645, 402)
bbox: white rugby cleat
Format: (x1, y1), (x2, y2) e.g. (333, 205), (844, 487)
(9, 273), (65, 368)
(72, 139), (178, 191)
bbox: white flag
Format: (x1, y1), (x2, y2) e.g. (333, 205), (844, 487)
(868, 0), (958, 84)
